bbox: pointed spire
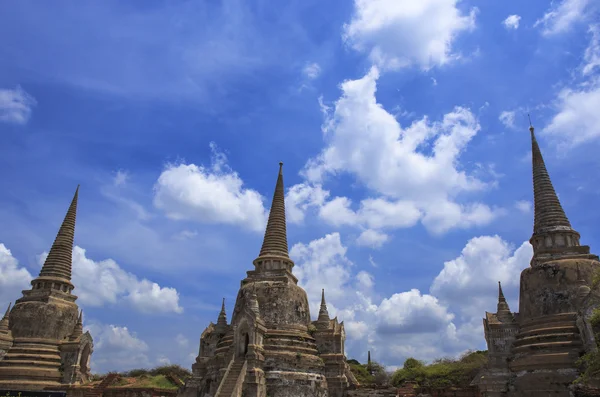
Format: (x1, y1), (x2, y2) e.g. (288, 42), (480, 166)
(498, 281), (506, 303)
(0, 303), (11, 334)
(38, 186), (79, 281)
(217, 298), (227, 327)
(318, 289), (330, 324)
(258, 162), (289, 259)
(496, 282), (513, 322)
(69, 309), (83, 341)
(368, 351), (371, 365)
(529, 124), (573, 235)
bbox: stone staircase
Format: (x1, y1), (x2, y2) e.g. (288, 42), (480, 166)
(510, 312), (584, 371)
(215, 359), (246, 397)
(83, 372), (120, 397)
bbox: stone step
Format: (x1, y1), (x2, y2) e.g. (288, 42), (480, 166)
(519, 313), (577, 330)
(512, 340), (582, 354)
(7, 346), (60, 355)
(0, 366), (62, 381)
(0, 359), (60, 369)
(517, 325), (579, 339)
(513, 332), (582, 347)
(510, 351), (581, 371)
(4, 352), (62, 363)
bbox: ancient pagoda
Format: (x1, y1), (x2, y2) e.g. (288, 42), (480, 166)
(472, 125), (600, 396)
(180, 163), (358, 397)
(0, 187), (94, 391)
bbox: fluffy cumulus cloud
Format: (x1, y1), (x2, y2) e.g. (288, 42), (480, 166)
(535, 0), (592, 35)
(343, 0), (477, 70)
(303, 68), (501, 235)
(38, 246), (183, 314)
(431, 236), (531, 322)
(153, 143), (267, 231)
(356, 229), (390, 249)
(285, 183), (330, 224)
(0, 85), (36, 124)
(292, 233), (353, 304)
(0, 243), (33, 307)
(86, 323), (150, 372)
(503, 15), (521, 30)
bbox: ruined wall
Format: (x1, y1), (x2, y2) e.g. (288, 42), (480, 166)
(10, 300), (79, 340)
(234, 282), (311, 329)
(519, 259), (600, 319)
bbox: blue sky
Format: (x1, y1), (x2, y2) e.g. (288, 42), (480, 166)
(1, 0), (599, 373)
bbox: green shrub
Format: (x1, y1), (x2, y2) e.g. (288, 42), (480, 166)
(391, 351), (487, 388)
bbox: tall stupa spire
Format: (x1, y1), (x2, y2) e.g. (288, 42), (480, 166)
(258, 162), (289, 259)
(527, 122), (590, 265)
(38, 186), (79, 282)
(529, 123), (573, 235)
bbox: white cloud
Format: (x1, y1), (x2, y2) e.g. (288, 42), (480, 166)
(356, 229), (390, 249)
(85, 323), (150, 372)
(0, 243), (33, 307)
(543, 84), (600, 146)
(303, 62), (322, 79)
(37, 246), (183, 314)
(499, 110), (516, 129)
(153, 142), (267, 232)
(343, 0), (477, 71)
(535, 0), (592, 35)
(356, 271), (374, 290)
(503, 15), (521, 30)
(377, 289), (454, 334)
(0, 86), (36, 125)
(431, 77), (438, 86)
(583, 25), (600, 76)
(320, 197), (422, 230)
(515, 200), (532, 213)
(285, 183), (330, 224)
(431, 236), (531, 321)
(291, 233), (353, 303)
(304, 68), (501, 235)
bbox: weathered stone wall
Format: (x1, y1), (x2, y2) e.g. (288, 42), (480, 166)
(519, 259), (600, 319)
(10, 300), (79, 340)
(235, 282), (311, 329)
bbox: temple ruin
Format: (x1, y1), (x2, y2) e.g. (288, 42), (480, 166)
(472, 125), (600, 396)
(0, 186), (94, 390)
(179, 163), (358, 397)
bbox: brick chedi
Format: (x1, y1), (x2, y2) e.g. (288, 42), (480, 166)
(179, 163), (358, 397)
(0, 187), (94, 391)
(472, 125), (600, 396)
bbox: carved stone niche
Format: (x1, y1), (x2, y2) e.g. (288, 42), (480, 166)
(60, 332), (94, 384)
